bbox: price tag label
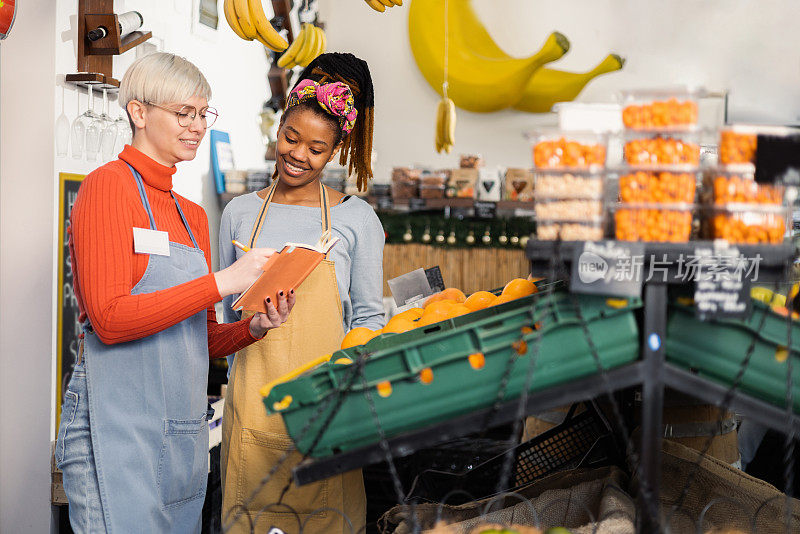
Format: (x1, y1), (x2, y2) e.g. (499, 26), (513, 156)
(570, 241), (644, 297)
(376, 197), (393, 210)
(408, 198), (426, 211)
(474, 201), (497, 219)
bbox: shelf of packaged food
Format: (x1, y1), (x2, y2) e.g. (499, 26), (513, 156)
(292, 361), (645, 486)
(369, 197), (536, 212)
(525, 239), (796, 283)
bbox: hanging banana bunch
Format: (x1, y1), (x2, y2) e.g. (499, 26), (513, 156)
(277, 23), (327, 69)
(435, 0), (455, 153)
(224, 0), (289, 51)
(364, 0), (403, 13)
(435, 96), (456, 153)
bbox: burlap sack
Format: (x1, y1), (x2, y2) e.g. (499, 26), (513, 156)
(380, 466), (634, 534)
(657, 439), (800, 533)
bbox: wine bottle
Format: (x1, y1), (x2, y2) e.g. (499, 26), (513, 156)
(87, 11), (143, 42)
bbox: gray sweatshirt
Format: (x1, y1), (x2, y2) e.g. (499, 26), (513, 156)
(219, 192), (386, 366)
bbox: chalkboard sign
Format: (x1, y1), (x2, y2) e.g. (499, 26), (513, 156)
(56, 173), (85, 431)
(693, 243), (751, 320)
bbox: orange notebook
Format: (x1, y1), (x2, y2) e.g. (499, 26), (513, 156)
(232, 231), (339, 314)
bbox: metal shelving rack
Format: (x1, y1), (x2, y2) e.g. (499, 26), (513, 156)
(287, 239), (797, 533)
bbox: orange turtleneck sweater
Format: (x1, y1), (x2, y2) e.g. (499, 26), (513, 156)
(69, 145), (257, 358)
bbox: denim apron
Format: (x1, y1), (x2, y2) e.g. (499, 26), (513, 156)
(58, 164), (210, 533)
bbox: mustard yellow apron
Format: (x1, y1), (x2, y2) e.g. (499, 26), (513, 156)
(221, 181), (366, 533)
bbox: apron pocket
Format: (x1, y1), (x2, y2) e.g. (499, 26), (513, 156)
(157, 417), (207, 509)
(238, 428), (328, 519)
(55, 390), (80, 468)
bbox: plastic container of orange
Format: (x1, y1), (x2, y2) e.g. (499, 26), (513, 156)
(261, 291), (641, 457)
(703, 168), (784, 205)
(619, 168), (699, 204)
(704, 205), (788, 244)
(624, 132), (701, 167)
(614, 203), (694, 242)
(620, 88), (701, 131)
(537, 220), (605, 241)
(718, 125), (800, 166)
(529, 131), (608, 171)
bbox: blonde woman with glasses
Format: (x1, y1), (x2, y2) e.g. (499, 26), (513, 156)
(54, 52), (295, 533)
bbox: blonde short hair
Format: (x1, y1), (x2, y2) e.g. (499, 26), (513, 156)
(119, 52), (212, 109)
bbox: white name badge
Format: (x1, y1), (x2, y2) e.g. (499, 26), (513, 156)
(133, 227), (170, 256)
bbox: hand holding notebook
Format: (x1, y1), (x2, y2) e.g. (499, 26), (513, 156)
(232, 231), (340, 314)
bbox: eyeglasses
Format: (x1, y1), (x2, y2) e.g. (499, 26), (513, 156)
(142, 101), (219, 128)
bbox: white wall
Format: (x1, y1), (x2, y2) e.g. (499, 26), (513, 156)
(320, 0), (800, 182)
(1, 2), (59, 533)
(2, 1), (273, 531)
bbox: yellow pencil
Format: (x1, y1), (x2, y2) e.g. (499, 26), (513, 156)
(232, 240), (250, 252)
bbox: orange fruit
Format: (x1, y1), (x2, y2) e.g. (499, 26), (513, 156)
(424, 300), (456, 315)
(449, 304), (472, 318)
(416, 314), (444, 327)
(464, 291), (498, 311)
(502, 278), (537, 300)
(489, 293), (516, 307)
(341, 327), (379, 349)
(393, 308), (424, 322)
(438, 288), (466, 303)
(382, 317), (417, 334)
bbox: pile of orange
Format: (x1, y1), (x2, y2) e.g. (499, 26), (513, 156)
(340, 279), (540, 349)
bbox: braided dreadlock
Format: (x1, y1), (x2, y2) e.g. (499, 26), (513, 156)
(291, 53), (375, 191)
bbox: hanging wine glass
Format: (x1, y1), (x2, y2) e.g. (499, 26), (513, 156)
(84, 85), (103, 162)
(100, 89), (118, 161)
(70, 89), (88, 159)
(56, 85), (70, 157)
(114, 114), (132, 155)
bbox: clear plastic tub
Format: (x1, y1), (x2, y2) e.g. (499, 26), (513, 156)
(534, 198), (603, 222)
(620, 88), (701, 130)
(624, 132), (701, 166)
(718, 125), (800, 165)
(614, 203), (694, 242)
(537, 220), (604, 241)
(703, 169), (784, 205)
(705, 205), (787, 244)
(529, 131), (608, 170)
(619, 169), (698, 204)
(534, 171), (605, 199)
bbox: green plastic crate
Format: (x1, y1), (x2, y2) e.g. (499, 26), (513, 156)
(666, 300), (800, 412)
(263, 291), (641, 457)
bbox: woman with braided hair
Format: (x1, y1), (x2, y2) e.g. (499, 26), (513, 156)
(219, 53), (384, 533)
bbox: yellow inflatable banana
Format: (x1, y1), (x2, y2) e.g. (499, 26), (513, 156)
(513, 54), (625, 113)
(443, 0), (625, 113)
(408, 0), (569, 112)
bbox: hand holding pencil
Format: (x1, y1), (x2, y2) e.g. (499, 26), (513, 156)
(213, 244), (276, 297)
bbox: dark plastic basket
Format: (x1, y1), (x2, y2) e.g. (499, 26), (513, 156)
(405, 402), (619, 503)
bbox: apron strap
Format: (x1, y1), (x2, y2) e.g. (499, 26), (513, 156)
(126, 163), (200, 249)
(248, 179), (333, 250)
(128, 163), (157, 231)
(170, 191), (200, 249)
